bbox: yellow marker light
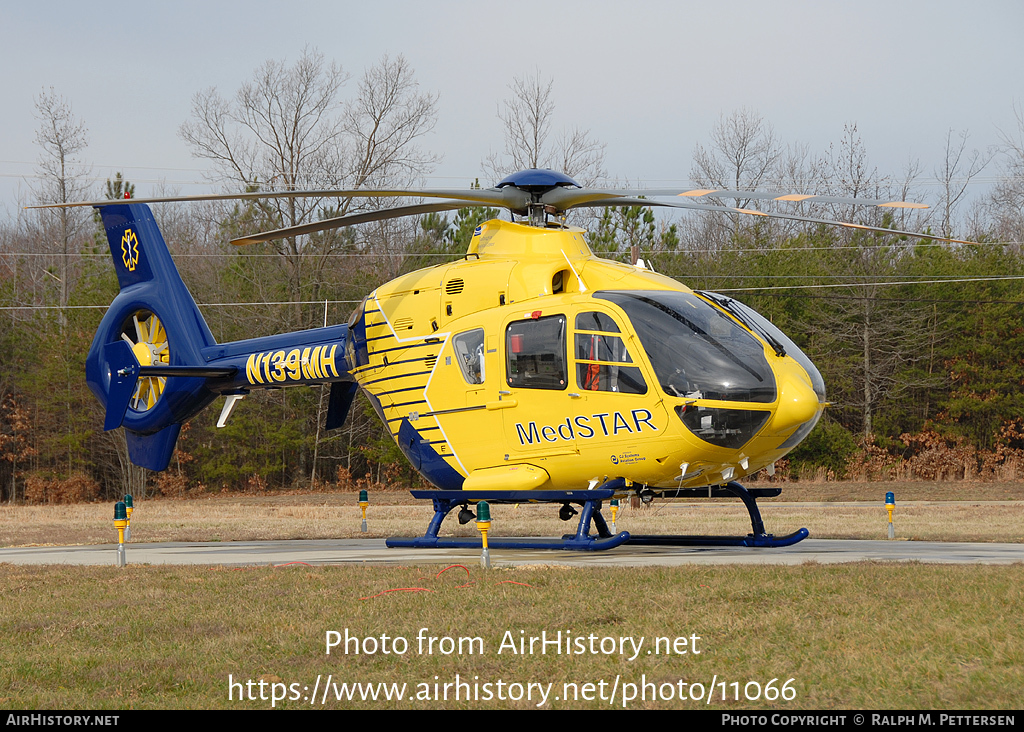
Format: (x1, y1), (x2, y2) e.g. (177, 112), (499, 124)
(476, 501), (492, 569)
(114, 501), (128, 538)
(123, 494), (134, 542)
(114, 501), (128, 567)
(359, 489), (369, 533)
(885, 492), (895, 539)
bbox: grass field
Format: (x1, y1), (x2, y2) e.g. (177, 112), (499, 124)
(2, 563), (1022, 709)
(2, 481), (1021, 710)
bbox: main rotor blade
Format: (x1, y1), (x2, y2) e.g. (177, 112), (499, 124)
(544, 187), (927, 211)
(572, 197), (975, 246)
(230, 200), (478, 246)
(30, 187), (516, 209)
(33, 181), (923, 213)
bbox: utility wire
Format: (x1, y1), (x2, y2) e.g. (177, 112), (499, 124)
(716, 275), (1024, 292)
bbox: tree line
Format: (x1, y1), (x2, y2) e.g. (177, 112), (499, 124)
(2, 50), (1023, 501)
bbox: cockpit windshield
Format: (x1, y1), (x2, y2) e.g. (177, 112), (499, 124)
(703, 293), (826, 403)
(596, 291), (776, 403)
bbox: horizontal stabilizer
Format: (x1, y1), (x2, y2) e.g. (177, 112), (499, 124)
(101, 342), (236, 431)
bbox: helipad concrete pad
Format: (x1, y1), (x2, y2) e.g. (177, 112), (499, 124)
(2, 538), (1022, 567)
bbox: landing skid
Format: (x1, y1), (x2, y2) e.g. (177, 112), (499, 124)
(385, 481), (807, 552)
(624, 529), (809, 548)
(625, 482), (809, 548)
(385, 489), (631, 551)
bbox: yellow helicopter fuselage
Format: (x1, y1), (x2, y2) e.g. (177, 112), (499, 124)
(346, 219), (824, 495)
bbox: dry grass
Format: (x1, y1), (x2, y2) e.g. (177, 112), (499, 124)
(761, 480), (1024, 502)
(1, 480), (1022, 547)
(1, 563), (1021, 709)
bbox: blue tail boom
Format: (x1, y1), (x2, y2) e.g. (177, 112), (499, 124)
(88, 203), (355, 472)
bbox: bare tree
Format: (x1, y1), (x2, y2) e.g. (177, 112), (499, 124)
(820, 122), (891, 226)
(342, 54), (441, 190)
(692, 108), (783, 199)
(179, 48), (440, 329)
(180, 48), (349, 194)
(935, 129), (990, 240)
(493, 72), (552, 172)
(689, 108), (784, 248)
(179, 49), (440, 485)
(892, 156), (925, 234)
(803, 126), (941, 438)
(32, 88), (92, 330)
(988, 102), (1024, 248)
(552, 127), (607, 186)
(773, 141), (826, 195)
(483, 71), (606, 186)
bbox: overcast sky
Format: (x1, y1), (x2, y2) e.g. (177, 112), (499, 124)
(2, 0), (1022, 213)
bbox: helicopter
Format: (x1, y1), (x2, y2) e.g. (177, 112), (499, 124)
(61, 168), (951, 551)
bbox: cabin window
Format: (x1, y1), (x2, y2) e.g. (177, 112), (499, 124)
(453, 329), (486, 385)
(575, 311), (647, 394)
(506, 315), (566, 390)
(575, 311), (620, 333)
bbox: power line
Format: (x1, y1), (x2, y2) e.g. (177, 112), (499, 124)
(639, 240), (1024, 255)
(743, 291), (1024, 305)
(716, 275), (1024, 293)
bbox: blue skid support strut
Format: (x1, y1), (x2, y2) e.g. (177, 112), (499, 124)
(385, 484), (631, 551)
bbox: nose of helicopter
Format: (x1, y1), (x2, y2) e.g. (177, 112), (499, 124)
(770, 370), (821, 435)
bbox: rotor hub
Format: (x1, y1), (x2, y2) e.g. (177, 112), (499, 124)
(121, 311), (170, 413)
(132, 340), (154, 367)
(495, 168), (581, 192)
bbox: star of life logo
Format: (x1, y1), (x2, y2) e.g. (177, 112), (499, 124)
(121, 229), (140, 272)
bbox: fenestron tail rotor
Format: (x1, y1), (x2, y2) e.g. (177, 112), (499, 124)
(120, 310), (169, 412)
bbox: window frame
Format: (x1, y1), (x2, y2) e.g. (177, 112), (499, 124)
(573, 309), (648, 395)
(505, 314), (568, 391)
